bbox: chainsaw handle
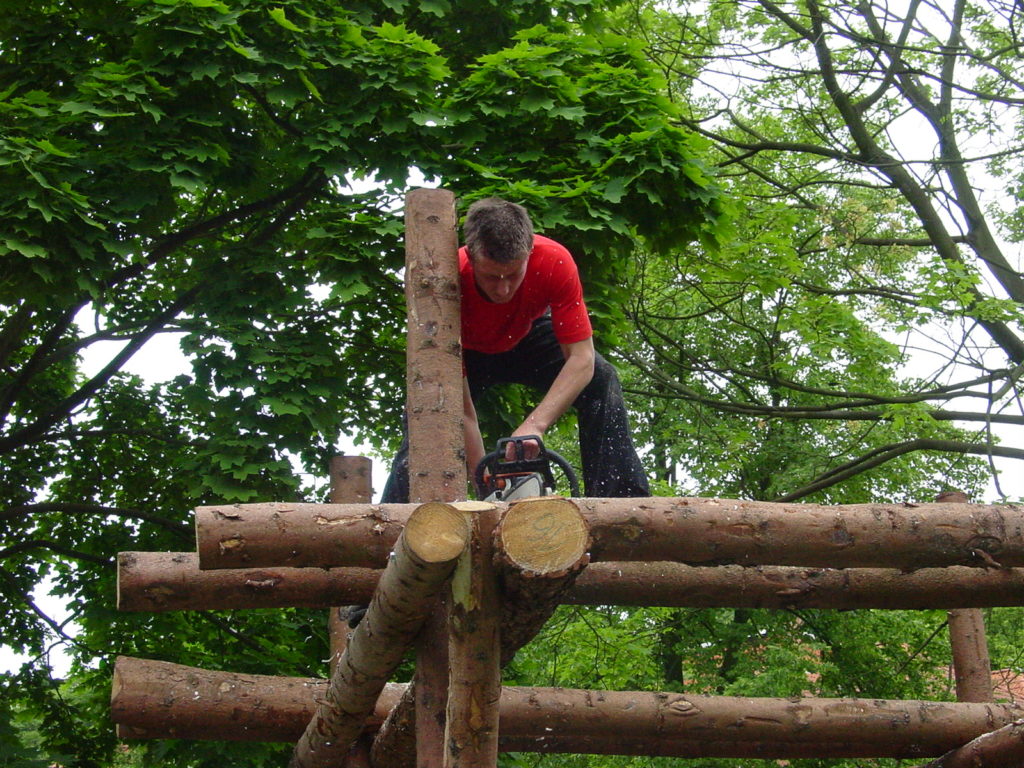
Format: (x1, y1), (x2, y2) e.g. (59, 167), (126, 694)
(474, 435), (580, 498)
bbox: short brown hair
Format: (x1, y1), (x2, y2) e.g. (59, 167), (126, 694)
(463, 198), (534, 263)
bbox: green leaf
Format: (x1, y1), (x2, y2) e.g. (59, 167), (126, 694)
(57, 102), (131, 117)
(31, 138), (73, 157)
(419, 0), (451, 17)
(2, 237), (47, 258)
(298, 70), (323, 102)
(269, 6), (302, 32)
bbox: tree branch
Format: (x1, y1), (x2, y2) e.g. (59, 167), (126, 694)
(775, 438), (1024, 502)
(0, 540), (112, 567)
(0, 503), (190, 539)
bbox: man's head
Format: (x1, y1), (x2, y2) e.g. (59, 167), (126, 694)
(464, 197), (534, 304)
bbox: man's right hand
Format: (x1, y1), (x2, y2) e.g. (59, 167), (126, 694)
(505, 434), (541, 461)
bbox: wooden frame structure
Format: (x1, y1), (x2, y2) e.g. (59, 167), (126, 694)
(111, 189), (1024, 766)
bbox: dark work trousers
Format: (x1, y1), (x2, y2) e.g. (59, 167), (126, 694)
(380, 316), (650, 502)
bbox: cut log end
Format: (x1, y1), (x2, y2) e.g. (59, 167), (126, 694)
(497, 497), (589, 574)
(403, 501), (472, 563)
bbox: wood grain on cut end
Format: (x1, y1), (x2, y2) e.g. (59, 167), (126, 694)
(497, 497), (589, 574)
(404, 501), (472, 563)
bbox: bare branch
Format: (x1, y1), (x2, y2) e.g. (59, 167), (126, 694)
(775, 438), (1024, 502)
(0, 503), (190, 539)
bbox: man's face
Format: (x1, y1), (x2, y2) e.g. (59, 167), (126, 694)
(471, 252), (529, 304)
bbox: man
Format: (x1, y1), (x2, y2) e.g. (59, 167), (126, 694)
(381, 197), (649, 502)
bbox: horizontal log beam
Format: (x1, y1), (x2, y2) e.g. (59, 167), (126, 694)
(194, 498), (1024, 570)
(564, 561), (1024, 610)
(119, 554), (1024, 613)
(578, 497), (1024, 568)
(195, 502), (413, 570)
(111, 657), (1024, 759)
(117, 552), (379, 611)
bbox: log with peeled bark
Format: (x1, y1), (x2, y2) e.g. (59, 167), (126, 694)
(493, 496), (590, 663)
(117, 551), (376, 611)
(914, 718), (1024, 768)
(400, 187), (464, 767)
(565, 561), (1024, 610)
(112, 657), (1024, 759)
(577, 497), (1024, 568)
(194, 502), (415, 570)
(445, 502), (501, 766)
(119, 553), (1024, 614)
(194, 498), (1024, 571)
(111, 656), (402, 741)
(289, 501), (470, 768)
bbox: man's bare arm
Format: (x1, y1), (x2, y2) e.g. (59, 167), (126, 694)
(510, 336), (596, 456)
(463, 376), (486, 485)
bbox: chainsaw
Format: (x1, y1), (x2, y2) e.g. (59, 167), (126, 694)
(473, 435), (580, 502)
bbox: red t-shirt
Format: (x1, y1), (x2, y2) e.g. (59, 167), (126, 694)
(459, 234), (593, 354)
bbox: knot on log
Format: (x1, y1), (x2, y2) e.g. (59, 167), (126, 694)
(666, 699), (700, 717)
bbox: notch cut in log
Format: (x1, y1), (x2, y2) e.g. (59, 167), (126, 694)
(289, 502), (470, 768)
(112, 657), (1024, 759)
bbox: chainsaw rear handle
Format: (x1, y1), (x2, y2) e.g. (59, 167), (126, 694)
(474, 435), (581, 498)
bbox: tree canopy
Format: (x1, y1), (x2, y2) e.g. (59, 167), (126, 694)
(612, 0), (1024, 503)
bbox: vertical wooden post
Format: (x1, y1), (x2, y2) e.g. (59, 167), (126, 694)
(404, 187), (465, 504)
(446, 504), (501, 766)
(327, 456), (373, 676)
(938, 490), (993, 703)
(404, 187), (466, 767)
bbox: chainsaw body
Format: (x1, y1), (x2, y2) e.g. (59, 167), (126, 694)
(474, 435), (580, 502)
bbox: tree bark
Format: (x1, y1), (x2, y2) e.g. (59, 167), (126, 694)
(948, 608), (994, 703)
(111, 656), (402, 742)
(403, 186), (463, 506)
(194, 498), (1024, 571)
(914, 718), (1024, 768)
(117, 551), (379, 611)
(370, 498), (590, 767)
(445, 503), (501, 767)
(112, 658), (1024, 759)
(118, 554), (1024, 613)
(195, 502), (414, 570)
(290, 502), (470, 768)
(403, 188), (464, 768)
